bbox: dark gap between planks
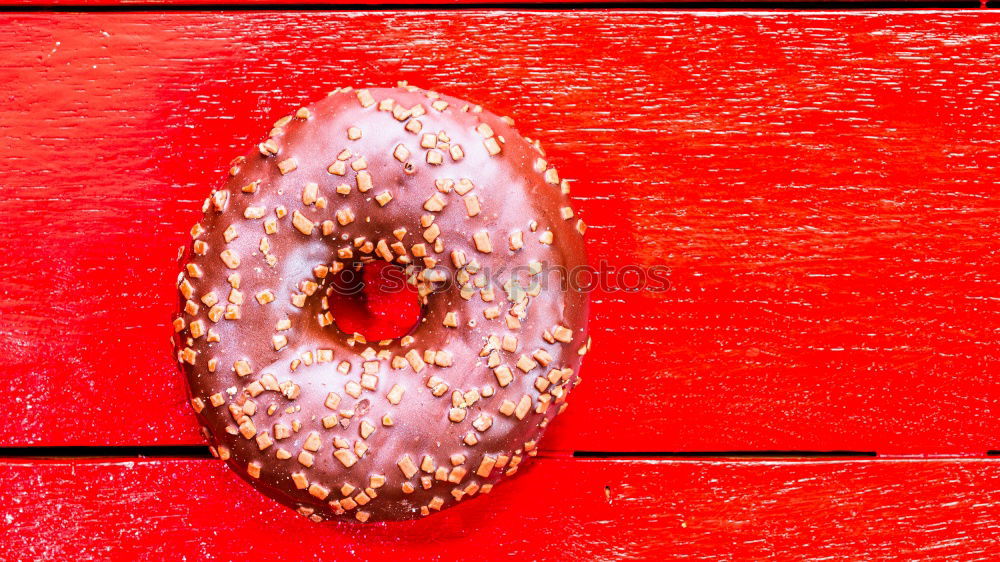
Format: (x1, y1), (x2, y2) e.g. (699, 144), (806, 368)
(0, 445), (215, 459)
(0, 1), (986, 12)
(575, 450), (877, 458)
(0, 446), (879, 460)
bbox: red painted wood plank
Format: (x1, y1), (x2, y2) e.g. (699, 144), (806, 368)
(1, 13), (999, 454)
(2, 457), (1000, 558)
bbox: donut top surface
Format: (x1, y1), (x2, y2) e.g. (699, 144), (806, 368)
(173, 85), (590, 522)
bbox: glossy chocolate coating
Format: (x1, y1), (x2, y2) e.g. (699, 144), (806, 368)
(173, 86), (589, 522)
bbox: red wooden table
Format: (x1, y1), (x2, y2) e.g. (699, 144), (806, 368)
(1, 8), (999, 559)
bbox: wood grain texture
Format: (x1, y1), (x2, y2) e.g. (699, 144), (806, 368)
(0, 12), (998, 454)
(2, 457), (1000, 560)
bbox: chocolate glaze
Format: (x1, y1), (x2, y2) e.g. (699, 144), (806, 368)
(173, 86), (589, 522)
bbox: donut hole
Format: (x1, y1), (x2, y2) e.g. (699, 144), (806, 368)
(326, 260), (421, 341)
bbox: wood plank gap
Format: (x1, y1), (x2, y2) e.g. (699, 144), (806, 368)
(0, 2), (985, 12)
(0, 445), (1000, 462)
(0, 445), (213, 459)
(2, 11), (997, 454)
(0, 446), (885, 460)
(575, 450), (877, 458)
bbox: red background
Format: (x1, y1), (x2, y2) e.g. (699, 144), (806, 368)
(1, 10), (999, 559)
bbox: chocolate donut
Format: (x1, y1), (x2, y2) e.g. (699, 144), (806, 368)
(173, 84), (590, 522)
